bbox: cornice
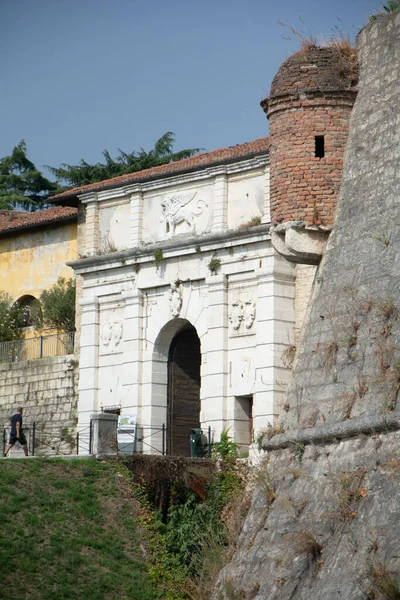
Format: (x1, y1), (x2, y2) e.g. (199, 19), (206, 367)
(77, 156), (269, 203)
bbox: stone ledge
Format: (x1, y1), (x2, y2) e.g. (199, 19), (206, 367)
(262, 413), (400, 451)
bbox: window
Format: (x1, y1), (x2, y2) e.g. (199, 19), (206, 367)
(315, 135), (325, 158)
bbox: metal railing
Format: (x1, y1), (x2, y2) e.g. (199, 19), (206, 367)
(2, 422), (92, 457)
(2, 421), (212, 458)
(0, 331), (75, 363)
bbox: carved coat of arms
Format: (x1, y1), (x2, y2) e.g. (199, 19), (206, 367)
(228, 298), (256, 332)
(168, 281), (182, 317)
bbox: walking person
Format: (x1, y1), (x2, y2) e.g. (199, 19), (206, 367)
(4, 407), (28, 457)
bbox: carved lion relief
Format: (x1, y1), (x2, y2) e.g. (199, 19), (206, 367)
(160, 191), (207, 235)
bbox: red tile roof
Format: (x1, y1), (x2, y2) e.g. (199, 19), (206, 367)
(50, 137), (269, 203)
(0, 206), (77, 236)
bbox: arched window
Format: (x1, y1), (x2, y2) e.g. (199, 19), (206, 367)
(15, 295), (43, 328)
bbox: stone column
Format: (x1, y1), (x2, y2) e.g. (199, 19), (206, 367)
(121, 289), (143, 420)
(201, 274), (229, 442)
(129, 186), (144, 247)
(91, 413), (118, 455)
(80, 193), (99, 256)
(77, 296), (100, 435)
(212, 170), (228, 232)
(253, 257), (295, 436)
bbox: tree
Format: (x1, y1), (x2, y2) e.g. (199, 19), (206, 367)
(0, 292), (25, 342)
(48, 132), (202, 188)
(39, 278), (76, 332)
(0, 140), (58, 211)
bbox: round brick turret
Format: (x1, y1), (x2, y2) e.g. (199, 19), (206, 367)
(261, 46), (357, 232)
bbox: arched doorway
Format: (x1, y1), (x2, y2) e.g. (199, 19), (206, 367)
(167, 324), (201, 456)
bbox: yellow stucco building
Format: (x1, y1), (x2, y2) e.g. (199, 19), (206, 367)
(0, 206), (77, 304)
(0, 207), (77, 357)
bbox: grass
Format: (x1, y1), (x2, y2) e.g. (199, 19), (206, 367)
(0, 458), (162, 600)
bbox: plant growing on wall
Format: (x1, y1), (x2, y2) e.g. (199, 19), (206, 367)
(211, 428), (238, 462)
(39, 277), (76, 332)
(153, 248), (164, 270)
(207, 255), (221, 275)
(370, 0), (400, 20)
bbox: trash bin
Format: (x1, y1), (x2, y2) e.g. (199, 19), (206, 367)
(190, 428), (204, 457)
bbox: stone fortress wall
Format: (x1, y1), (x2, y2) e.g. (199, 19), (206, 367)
(0, 356), (78, 456)
(214, 10), (400, 599)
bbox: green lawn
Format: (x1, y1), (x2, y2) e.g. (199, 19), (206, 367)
(0, 458), (161, 600)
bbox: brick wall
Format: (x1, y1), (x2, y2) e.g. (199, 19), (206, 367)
(261, 47), (357, 227)
(268, 102), (354, 226)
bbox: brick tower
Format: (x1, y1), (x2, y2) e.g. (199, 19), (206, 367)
(261, 46), (357, 263)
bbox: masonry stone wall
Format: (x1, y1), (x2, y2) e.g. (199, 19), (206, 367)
(0, 355), (78, 455)
(214, 10), (400, 599)
(281, 12), (400, 432)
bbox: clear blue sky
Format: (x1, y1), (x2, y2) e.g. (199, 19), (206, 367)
(1, 0), (382, 178)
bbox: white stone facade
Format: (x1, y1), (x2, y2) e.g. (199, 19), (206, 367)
(70, 151), (297, 453)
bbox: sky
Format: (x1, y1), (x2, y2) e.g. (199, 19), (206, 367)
(0, 0), (382, 179)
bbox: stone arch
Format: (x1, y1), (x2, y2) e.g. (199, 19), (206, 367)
(14, 294), (42, 327)
(151, 318), (201, 456)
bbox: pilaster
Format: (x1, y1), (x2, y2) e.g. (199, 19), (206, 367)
(78, 296), (100, 432)
(81, 194), (100, 256)
(121, 288), (143, 418)
(129, 187), (144, 247)
(212, 172), (228, 232)
(253, 258), (296, 435)
(201, 274), (229, 438)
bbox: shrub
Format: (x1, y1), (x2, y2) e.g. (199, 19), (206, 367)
(39, 277), (76, 331)
(212, 429), (238, 462)
(0, 292), (25, 341)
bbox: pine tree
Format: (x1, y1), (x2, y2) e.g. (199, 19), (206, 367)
(0, 140), (58, 211)
(48, 132), (202, 188)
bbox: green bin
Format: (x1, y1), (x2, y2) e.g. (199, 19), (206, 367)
(190, 428), (204, 457)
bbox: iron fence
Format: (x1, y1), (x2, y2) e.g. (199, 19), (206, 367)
(2, 422), (91, 458)
(2, 420), (212, 458)
(0, 331), (75, 363)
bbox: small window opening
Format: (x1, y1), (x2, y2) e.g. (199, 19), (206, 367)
(315, 135), (325, 158)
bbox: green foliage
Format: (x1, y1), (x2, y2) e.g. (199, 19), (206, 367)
(0, 140), (57, 211)
(48, 132), (202, 188)
(212, 429), (238, 462)
(163, 469), (242, 577)
(369, 0), (400, 20)
(0, 459), (161, 600)
(0, 292), (25, 342)
(294, 442), (306, 465)
(206, 469), (242, 514)
(165, 493), (224, 575)
(39, 277), (76, 331)
(208, 255), (222, 274)
(133, 463), (243, 595)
